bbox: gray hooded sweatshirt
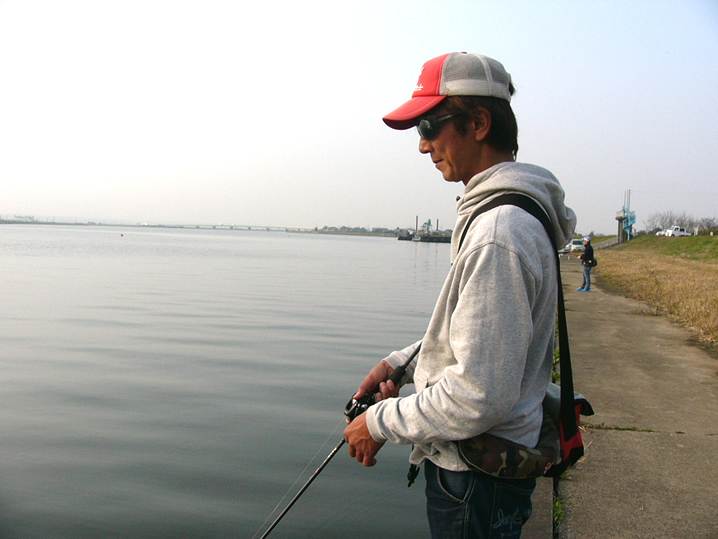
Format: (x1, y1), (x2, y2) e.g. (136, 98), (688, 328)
(366, 162), (576, 472)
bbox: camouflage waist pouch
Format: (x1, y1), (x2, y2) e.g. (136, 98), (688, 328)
(456, 411), (560, 479)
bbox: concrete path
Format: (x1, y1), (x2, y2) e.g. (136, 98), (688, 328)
(523, 256), (718, 538)
(553, 256), (718, 538)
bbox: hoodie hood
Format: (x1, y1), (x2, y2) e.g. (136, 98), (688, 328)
(452, 162), (576, 261)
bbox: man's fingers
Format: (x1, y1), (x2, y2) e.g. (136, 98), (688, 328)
(375, 380), (399, 402)
(352, 448), (375, 466)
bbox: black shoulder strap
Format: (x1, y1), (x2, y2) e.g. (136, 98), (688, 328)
(458, 193), (578, 439)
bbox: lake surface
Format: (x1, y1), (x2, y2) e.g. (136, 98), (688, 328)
(0, 225), (451, 538)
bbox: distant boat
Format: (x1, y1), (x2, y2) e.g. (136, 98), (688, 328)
(407, 217), (452, 243)
(398, 215), (420, 242)
(413, 233), (451, 243)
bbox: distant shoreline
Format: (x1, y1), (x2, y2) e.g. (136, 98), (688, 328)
(0, 219), (421, 239)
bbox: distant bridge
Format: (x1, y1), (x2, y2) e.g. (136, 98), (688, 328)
(143, 223), (315, 233)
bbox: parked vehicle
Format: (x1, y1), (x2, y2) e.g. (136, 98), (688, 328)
(570, 239), (585, 252)
(665, 226), (691, 237)
(559, 243), (571, 254)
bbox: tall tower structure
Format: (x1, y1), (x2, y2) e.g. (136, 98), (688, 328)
(615, 190), (636, 243)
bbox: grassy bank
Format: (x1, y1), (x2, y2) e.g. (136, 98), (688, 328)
(595, 235), (718, 345)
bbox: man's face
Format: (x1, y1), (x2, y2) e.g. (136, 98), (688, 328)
(418, 111), (479, 185)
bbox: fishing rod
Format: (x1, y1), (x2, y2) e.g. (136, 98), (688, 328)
(257, 437), (345, 539)
(256, 344), (421, 539)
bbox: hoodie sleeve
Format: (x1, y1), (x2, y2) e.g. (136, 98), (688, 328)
(367, 240), (537, 444)
(379, 340), (421, 386)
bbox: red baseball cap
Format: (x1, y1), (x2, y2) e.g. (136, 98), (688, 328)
(382, 52), (513, 130)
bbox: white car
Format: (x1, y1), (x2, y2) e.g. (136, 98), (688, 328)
(665, 226), (691, 237)
(570, 239), (585, 252)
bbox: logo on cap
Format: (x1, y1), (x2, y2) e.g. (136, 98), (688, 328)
(414, 66), (425, 92)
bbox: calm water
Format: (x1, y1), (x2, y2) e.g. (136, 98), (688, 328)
(0, 225), (450, 538)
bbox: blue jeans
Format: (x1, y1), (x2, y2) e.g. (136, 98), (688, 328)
(581, 265), (591, 290)
(424, 460), (535, 539)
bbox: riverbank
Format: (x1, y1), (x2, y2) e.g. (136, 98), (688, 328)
(594, 235), (718, 347)
(0, 220), (416, 238)
(552, 255), (718, 537)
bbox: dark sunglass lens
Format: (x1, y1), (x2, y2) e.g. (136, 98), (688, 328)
(418, 113), (459, 140)
(417, 118), (435, 140)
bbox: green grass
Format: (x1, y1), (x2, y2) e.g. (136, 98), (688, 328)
(583, 422), (654, 433)
(597, 236), (718, 344)
(570, 233), (614, 244)
(590, 234), (616, 244)
(553, 493), (565, 529)
(607, 235), (718, 262)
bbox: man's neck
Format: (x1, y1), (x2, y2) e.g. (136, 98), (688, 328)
(463, 149), (515, 185)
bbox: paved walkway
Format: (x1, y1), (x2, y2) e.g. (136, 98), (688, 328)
(524, 260), (718, 539)
(524, 256), (718, 538)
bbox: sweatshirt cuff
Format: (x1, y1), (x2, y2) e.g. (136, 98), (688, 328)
(365, 406), (388, 442)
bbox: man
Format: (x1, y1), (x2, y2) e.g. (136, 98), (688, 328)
(578, 236), (594, 291)
(344, 52), (576, 538)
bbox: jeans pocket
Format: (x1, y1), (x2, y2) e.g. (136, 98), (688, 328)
(436, 466), (474, 503)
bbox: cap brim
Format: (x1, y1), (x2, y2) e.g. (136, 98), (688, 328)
(382, 95), (447, 130)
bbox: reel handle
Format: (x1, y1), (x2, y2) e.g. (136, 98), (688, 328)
(344, 363), (407, 422)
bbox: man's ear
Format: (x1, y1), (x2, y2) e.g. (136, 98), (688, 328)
(472, 107), (492, 142)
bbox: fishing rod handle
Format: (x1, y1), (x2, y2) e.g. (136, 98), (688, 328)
(344, 342), (421, 421)
(343, 363), (408, 421)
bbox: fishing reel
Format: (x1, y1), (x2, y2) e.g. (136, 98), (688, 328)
(343, 346), (419, 423)
(344, 392), (378, 422)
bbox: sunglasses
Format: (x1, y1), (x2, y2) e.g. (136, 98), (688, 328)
(416, 112), (463, 140)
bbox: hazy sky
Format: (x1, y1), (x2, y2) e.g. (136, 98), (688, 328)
(1, 0), (717, 234)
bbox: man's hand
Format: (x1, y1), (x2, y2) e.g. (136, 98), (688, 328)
(344, 359), (401, 466)
(344, 412), (385, 467)
(352, 360), (400, 404)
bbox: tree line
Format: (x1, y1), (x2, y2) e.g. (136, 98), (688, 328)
(643, 211), (718, 234)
